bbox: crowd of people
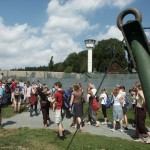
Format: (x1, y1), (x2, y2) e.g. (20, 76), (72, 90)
(0, 77), (149, 143)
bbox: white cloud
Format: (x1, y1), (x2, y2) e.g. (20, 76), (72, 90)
(112, 0), (135, 9)
(95, 25), (123, 41)
(0, 0), (135, 70)
(145, 31), (150, 41)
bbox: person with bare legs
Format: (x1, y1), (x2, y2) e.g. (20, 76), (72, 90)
(69, 84), (83, 132)
(13, 81), (22, 113)
(49, 82), (66, 140)
(99, 88), (108, 125)
(110, 86), (124, 132)
(120, 86), (129, 130)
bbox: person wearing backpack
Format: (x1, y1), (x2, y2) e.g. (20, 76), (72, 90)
(1, 80), (11, 105)
(49, 81), (66, 140)
(99, 88), (108, 125)
(86, 83), (100, 127)
(13, 81), (22, 113)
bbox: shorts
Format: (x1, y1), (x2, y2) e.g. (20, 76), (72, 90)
(113, 105), (123, 121)
(11, 92), (14, 99)
(14, 96), (21, 104)
(55, 109), (62, 124)
(26, 97), (30, 104)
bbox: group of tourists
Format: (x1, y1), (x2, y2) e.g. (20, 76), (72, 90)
(108, 82), (150, 144)
(0, 78), (150, 143)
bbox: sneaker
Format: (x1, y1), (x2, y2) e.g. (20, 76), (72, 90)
(120, 129), (124, 132)
(86, 122), (91, 125)
(70, 123), (75, 127)
(124, 127), (128, 130)
(134, 138), (144, 143)
(145, 138), (150, 144)
(44, 124), (48, 128)
(110, 129), (115, 132)
(63, 131), (67, 138)
(82, 121), (85, 127)
(101, 122), (107, 125)
(95, 121), (100, 127)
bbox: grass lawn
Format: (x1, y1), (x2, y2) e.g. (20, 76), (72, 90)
(0, 128), (150, 150)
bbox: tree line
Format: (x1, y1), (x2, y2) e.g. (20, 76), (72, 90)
(11, 38), (128, 73)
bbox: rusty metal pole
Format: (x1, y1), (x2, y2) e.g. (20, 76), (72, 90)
(117, 8), (150, 116)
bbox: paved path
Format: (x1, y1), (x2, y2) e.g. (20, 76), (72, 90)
(2, 109), (137, 141)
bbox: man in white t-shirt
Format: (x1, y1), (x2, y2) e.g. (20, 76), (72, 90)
(25, 81), (32, 108)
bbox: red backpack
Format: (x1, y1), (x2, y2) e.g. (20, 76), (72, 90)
(92, 98), (99, 110)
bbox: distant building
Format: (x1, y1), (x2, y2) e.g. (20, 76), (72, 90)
(108, 60), (127, 73)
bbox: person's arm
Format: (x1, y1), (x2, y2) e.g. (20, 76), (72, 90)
(99, 94), (104, 100)
(69, 94), (74, 111)
(138, 90), (145, 101)
(119, 96), (125, 105)
(88, 89), (94, 97)
(69, 94), (74, 106)
(49, 95), (56, 103)
(31, 88), (36, 94)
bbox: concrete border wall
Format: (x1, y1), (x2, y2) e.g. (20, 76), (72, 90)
(0, 71), (139, 95)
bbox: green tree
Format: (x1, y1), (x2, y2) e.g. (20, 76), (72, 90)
(63, 52), (79, 73)
(53, 62), (64, 72)
(64, 66), (72, 73)
(48, 56), (54, 71)
(93, 38), (127, 72)
(78, 51), (87, 73)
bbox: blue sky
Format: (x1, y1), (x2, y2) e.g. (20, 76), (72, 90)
(0, 0), (149, 70)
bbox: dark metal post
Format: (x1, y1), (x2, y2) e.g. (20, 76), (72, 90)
(117, 8), (150, 116)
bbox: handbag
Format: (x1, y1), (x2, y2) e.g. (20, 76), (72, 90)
(30, 94), (36, 105)
(92, 98), (99, 110)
